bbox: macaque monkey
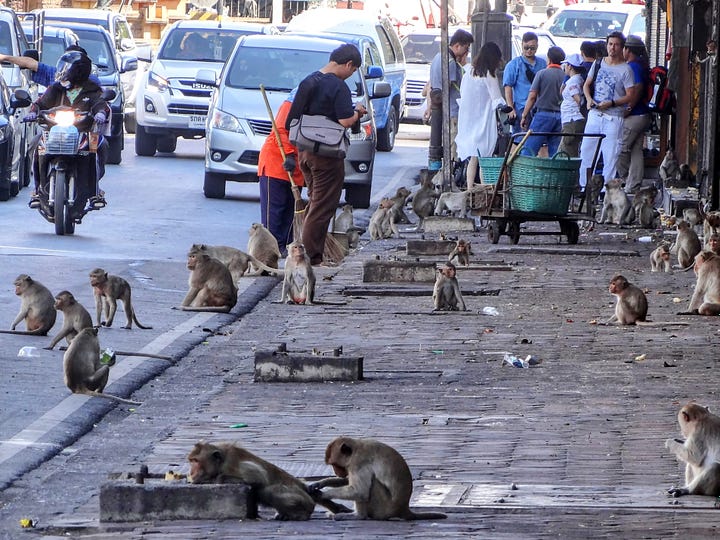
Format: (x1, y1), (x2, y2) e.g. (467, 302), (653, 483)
(703, 211), (720, 248)
(187, 441), (351, 520)
(674, 220), (702, 269)
(650, 243), (672, 273)
(707, 233), (720, 256)
(63, 327), (140, 405)
(332, 204), (355, 233)
(308, 437), (447, 521)
(88, 268), (152, 329)
(585, 173), (605, 219)
(411, 173), (438, 230)
(390, 187), (412, 224)
(599, 179), (634, 225)
(607, 274), (647, 325)
(0, 274), (56, 336)
(448, 239), (471, 267)
(665, 403), (720, 497)
(432, 262), (466, 311)
(368, 198), (399, 240)
(434, 189), (471, 218)
(632, 185), (658, 228)
(279, 242), (315, 305)
(677, 163), (696, 187)
(192, 243), (279, 281)
(681, 251), (720, 315)
(180, 250), (238, 313)
(247, 223), (281, 274)
(46, 291), (93, 350)
(683, 207), (704, 231)
(659, 148), (680, 185)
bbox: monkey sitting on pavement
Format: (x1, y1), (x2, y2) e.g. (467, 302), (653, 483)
(368, 198), (400, 240)
(187, 441), (351, 520)
(0, 274), (57, 336)
(411, 173), (438, 230)
(448, 239), (471, 267)
(659, 147), (680, 186)
(650, 243), (672, 273)
(599, 179), (634, 225)
(180, 250), (238, 313)
(46, 291), (93, 350)
(89, 268), (152, 330)
(389, 186), (412, 224)
(666, 403), (720, 497)
(606, 274), (647, 325)
(703, 211), (720, 248)
(679, 251), (720, 316)
(673, 220), (702, 270)
(308, 436), (447, 521)
(632, 185), (659, 228)
(192, 243), (279, 282)
(434, 189), (471, 219)
(63, 327), (140, 405)
(279, 242), (315, 305)
(247, 223), (281, 274)
(433, 262), (466, 311)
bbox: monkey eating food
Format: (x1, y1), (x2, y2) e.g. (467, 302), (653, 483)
(279, 242), (316, 305)
(448, 239), (471, 267)
(187, 441), (351, 520)
(666, 403), (720, 497)
(308, 436), (447, 521)
(88, 268), (152, 329)
(46, 291), (93, 350)
(0, 274), (57, 336)
(432, 262), (466, 311)
(180, 250), (238, 313)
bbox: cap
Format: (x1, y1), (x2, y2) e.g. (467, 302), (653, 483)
(562, 53), (584, 69)
(624, 35), (646, 50)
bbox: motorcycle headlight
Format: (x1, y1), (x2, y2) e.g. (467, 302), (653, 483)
(53, 110), (76, 127)
(210, 109), (244, 133)
(147, 71), (169, 93)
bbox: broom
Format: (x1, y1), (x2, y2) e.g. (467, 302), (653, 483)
(260, 85), (346, 264)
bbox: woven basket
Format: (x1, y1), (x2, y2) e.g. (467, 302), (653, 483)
(478, 157), (505, 185)
(509, 153), (581, 215)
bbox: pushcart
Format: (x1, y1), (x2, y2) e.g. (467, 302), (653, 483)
(472, 132), (605, 245)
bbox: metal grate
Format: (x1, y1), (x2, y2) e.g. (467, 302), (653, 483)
(238, 150), (259, 165)
(45, 131), (79, 155)
(248, 119), (272, 136)
(167, 103), (209, 115)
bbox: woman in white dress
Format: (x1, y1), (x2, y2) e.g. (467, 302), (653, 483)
(455, 41), (507, 189)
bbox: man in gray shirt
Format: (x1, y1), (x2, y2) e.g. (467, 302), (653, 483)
(520, 46), (566, 156)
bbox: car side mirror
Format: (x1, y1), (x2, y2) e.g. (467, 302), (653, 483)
(366, 65), (384, 80)
(195, 69), (218, 87)
(22, 49), (39, 61)
(120, 37), (135, 52)
(120, 55), (138, 73)
(10, 93), (32, 111)
(370, 81), (391, 99)
(135, 43), (153, 63)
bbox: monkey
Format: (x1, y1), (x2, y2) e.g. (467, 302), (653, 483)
(584, 173), (605, 219)
(308, 437), (447, 521)
(46, 291), (93, 350)
(683, 206), (704, 234)
(659, 147), (680, 186)
(632, 185), (659, 228)
(344, 227), (364, 249)
(434, 189), (471, 219)
(703, 211), (720, 248)
(673, 220), (702, 269)
(599, 179), (634, 225)
(432, 262), (466, 311)
(607, 274), (647, 325)
(332, 204), (355, 233)
(650, 243), (672, 273)
(187, 441), (351, 520)
(707, 233), (720, 256)
(411, 173), (438, 230)
(192, 244), (279, 282)
(247, 223), (281, 274)
(63, 327), (141, 405)
(665, 403), (720, 497)
(180, 250), (238, 313)
(279, 242), (316, 305)
(389, 186), (412, 224)
(677, 163), (696, 188)
(448, 239), (471, 267)
(88, 268), (152, 330)
(0, 274), (57, 336)
(679, 251), (720, 316)
(368, 198), (400, 240)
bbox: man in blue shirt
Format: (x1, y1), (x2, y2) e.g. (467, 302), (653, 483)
(503, 32), (547, 135)
(0, 45), (101, 87)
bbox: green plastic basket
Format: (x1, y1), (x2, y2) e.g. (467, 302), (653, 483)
(478, 157), (505, 185)
(509, 153), (581, 215)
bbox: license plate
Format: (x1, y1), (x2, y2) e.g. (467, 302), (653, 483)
(189, 115), (206, 129)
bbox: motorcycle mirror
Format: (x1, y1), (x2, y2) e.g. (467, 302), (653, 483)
(101, 88), (117, 101)
(22, 49), (39, 61)
(14, 89), (31, 102)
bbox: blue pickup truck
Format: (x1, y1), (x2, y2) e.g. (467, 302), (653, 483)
(286, 8), (406, 152)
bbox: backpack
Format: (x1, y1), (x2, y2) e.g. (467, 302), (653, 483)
(646, 66), (675, 115)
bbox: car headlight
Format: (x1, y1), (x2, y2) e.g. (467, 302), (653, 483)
(210, 109), (244, 133)
(147, 71), (169, 93)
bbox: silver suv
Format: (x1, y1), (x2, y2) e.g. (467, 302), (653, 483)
(135, 20), (276, 156)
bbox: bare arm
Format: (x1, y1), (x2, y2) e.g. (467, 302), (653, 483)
(0, 54), (38, 71)
(504, 85), (516, 120)
(520, 90), (538, 129)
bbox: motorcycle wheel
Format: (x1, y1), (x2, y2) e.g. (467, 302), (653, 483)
(54, 171), (67, 236)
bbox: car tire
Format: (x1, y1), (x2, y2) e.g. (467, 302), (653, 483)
(157, 136), (177, 153)
(0, 161), (10, 201)
(203, 171), (226, 199)
(344, 184), (371, 209)
(376, 104), (397, 152)
(135, 125), (157, 157)
(107, 136), (123, 165)
(124, 112), (136, 134)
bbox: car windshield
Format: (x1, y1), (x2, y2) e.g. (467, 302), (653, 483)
(0, 21), (12, 56)
(71, 28), (116, 74)
(548, 11), (629, 39)
(402, 34), (440, 64)
(159, 29), (250, 62)
(45, 16), (109, 31)
(40, 35), (71, 66)
(226, 47), (364, 97)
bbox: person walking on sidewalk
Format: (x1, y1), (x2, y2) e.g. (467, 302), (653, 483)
(257, 88), (304, 258)
(558, 53), (587, 157)
(285, 44), (366, 266)
(578, 31), (634, 188)
(615, 35), (651, 194)
(503, 31), (547, 136)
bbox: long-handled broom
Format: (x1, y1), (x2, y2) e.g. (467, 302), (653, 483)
(260, 85), (345, 264)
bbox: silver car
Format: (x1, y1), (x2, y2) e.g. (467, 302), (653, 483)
(200, 34), (390, 208)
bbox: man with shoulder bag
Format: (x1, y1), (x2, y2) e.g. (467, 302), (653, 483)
(286, 44), (366, 266)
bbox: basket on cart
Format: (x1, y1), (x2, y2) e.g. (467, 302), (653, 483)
(509, 152), (581, 216)
(478, 157), (504, 185)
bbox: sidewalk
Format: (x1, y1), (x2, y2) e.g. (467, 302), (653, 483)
(5, 218), (720, 538)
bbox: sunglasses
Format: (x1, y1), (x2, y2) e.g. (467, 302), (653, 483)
(523, 45), (538, 51)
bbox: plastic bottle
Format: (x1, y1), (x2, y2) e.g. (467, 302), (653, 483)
(482, 306), (500, 316)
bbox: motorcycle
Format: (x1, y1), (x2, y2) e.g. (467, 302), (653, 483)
(20, 89), (114, 236)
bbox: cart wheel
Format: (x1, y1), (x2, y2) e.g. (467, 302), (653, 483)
(487, 221), (501, 244)
(497, 220), (507, 234)
(508, 221), (521, 244)
(566, 221), (580, 244)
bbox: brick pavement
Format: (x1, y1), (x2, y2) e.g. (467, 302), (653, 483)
(3, 220), (720, 538)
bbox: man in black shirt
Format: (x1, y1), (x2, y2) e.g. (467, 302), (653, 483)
(286, 44), (366, 265)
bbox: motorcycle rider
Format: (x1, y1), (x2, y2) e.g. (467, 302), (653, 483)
(24, 51), (110, 211)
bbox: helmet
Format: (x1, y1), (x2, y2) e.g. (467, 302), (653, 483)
(55, 51), (92, 85)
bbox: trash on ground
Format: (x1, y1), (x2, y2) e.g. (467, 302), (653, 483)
(503, 353), (542, 368)
(634, 354), (647, 362)
(17, 346), (41, 358)
(672, 297), (683, 303)
(482, 306), (500, 316)
(229, 423), (248, 428)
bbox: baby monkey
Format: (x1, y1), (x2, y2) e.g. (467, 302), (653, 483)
(279, 242), (316, 305)
(650, 243), (672, 273)
(433, 262), (466, 311)
(448, 239), (471, 267)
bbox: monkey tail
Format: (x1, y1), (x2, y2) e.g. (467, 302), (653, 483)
(83, 390), (142, 406)
(132, 312), (153, 330)
(405, 509), (448, 520)
(248, 256), (280, 276)
(0, 328), (49, 336)
(179, 305), (232, 313)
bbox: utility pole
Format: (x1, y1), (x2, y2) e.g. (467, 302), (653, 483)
(440, 0), (451, 188)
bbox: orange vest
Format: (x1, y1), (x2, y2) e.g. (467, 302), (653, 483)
(257, 100), (304, 187)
